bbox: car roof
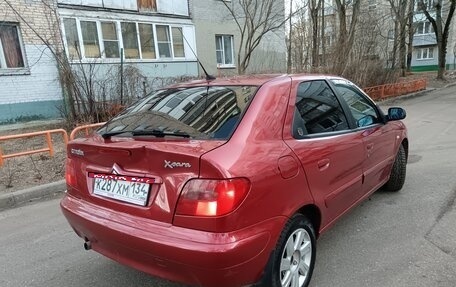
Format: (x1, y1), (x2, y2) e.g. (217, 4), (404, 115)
(166, 73), (341, 88)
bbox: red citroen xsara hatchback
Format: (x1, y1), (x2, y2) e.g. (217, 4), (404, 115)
(61, 74), (408, 287)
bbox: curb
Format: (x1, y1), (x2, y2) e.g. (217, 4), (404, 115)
(0, 180), (66, 212)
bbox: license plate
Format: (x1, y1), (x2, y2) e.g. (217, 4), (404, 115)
(88, 173), (154, 206)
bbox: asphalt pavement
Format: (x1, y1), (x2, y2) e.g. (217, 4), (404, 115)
(1, 86), (456, 287)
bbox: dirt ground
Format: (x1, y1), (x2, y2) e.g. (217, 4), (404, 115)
(0, 123), (67, 193)
(402, 71), (456, 88)
(0, 71), (455, 194)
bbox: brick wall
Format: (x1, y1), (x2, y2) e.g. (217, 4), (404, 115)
(0, 0), (61, 45)
(0, 0), (62, 121)
(0, 45), (61, 104)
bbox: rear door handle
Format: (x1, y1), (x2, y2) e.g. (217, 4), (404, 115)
(317, 159), (330, 171)
(367, 143), (374, 150)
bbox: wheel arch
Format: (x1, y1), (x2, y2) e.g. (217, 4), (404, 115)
(296, 204), (322, 238)
(401, 138), (409, 161)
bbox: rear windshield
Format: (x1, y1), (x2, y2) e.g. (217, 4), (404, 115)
(99, 86), (258, 140)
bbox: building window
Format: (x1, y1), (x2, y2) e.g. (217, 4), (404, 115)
(62, 17), (192, 62)
(216, 35), (234, 67)
(172, 27), (185, 58)
(416, 47), (434, 60)
(63, 18), (80, 59)
(139, 23), (156, 59)
(0, 23), (25, 69)
(101, 22), (120, 58)
(156, 25), (172, 58)
(121, 22), (140, 59)
(80, 21), (101, 58)
(416, 21), (433, 35)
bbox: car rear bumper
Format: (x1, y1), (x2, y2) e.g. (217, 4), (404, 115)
(61, 194), (286, 287)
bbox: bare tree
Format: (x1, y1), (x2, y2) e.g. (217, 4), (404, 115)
(418, 0), (456, 79)
(388, 0), (409, 76)
(309, 0), (322, 68)
(220, 0), (290, 74)
(333, 0), (361, 75)
(289, 2), (311, 72)
(320, 0), (326, 66)
(287, 0), (293, 73)
(407, 0), (416, 71)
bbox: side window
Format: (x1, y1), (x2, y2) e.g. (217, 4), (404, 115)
(332, 82), (380, 128)
(293, 80), (349, 138)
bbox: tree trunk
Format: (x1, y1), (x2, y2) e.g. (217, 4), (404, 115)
(406, 0), (415, 72)
(392, 20), (398, 69)
(333, 0), (360, 75)
(399, 29), (406, 77)
(399, 0), (407, 77)
(436, 3), (445, 80)
(321, 0), (325, 66)
(310, 0), (320, 68)
(287, 0), (293, 73)
(437, 38), (446, 79)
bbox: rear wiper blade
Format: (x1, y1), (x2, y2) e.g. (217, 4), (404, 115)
(100, 130), (132, 139)
(101, 129), (190, 139)
(132, 130), (191, 138)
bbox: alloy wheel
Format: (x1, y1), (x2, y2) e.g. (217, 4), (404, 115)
(279, 228), (312, 287)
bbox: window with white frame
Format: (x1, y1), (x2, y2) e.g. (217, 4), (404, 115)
(172, 27), (185, 57)
(101, 22), (120, 58)
(80, 21), (101, 58)
(415, 21), (433, 35)
(62, 17), (188, 61)
(0, 23), (26, 70)
(63, 18), (80, 59)
(416, 47), (434, 60)
(121, 22), (140, 59)
(139, 23), (156, 59)
(216, 35), (234, 67)
(156, 25), (172, 58)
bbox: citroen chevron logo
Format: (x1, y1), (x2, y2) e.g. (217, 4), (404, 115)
(111, 164), (122, 175)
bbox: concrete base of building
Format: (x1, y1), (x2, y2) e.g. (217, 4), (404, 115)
(0, 100), (63, 124)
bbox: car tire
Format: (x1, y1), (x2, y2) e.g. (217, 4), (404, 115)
(260, 214), (316, 287)
(383, 144), (407, 192)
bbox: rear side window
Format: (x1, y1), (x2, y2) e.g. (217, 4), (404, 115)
(101, 86), (258, 140)
(293, 80), (349, 138)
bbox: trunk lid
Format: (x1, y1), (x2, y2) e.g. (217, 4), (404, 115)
(67, 136), (225, 224)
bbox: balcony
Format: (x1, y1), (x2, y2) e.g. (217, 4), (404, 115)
(57, 0), (189, 16)
(413, 33), (437, 47)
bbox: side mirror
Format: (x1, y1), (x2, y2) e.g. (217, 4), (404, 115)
(388, 107), (406, 121)
(357, 115), (376, 127)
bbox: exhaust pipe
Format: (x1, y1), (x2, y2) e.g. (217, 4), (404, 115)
(83, 240), (92, 251)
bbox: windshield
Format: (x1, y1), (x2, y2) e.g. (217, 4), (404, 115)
(99, 86), (259, 140)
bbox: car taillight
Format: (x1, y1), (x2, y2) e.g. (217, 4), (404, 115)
(176, 178), (251, 217)
(65, 158), (77, 188)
